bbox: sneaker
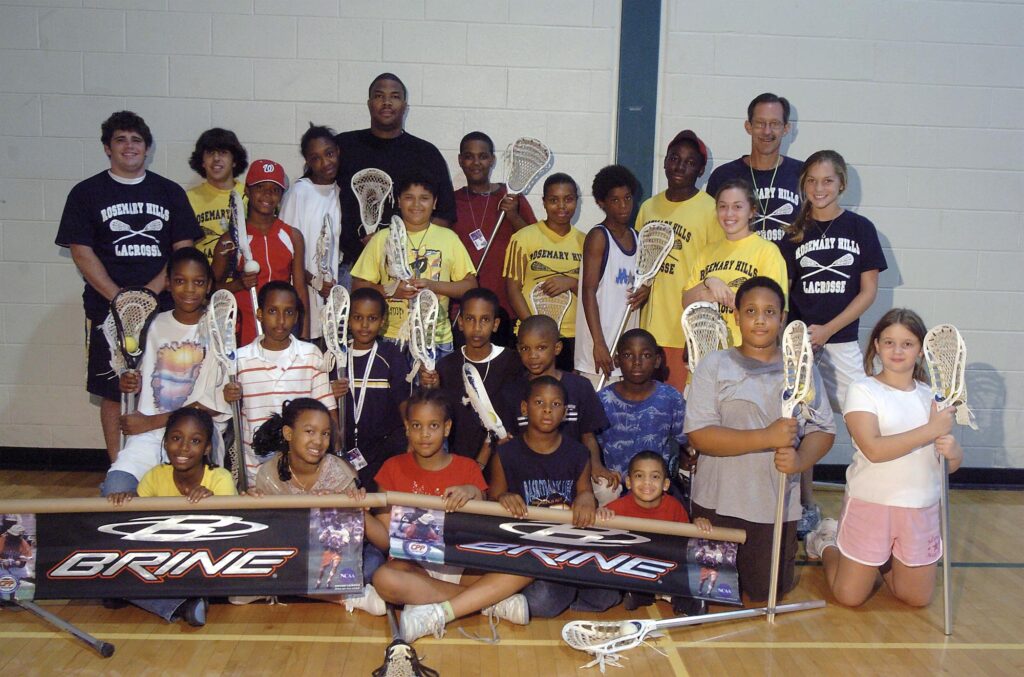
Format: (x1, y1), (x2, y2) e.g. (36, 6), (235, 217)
(181, 597), (207, 627)
(805, 518), (839, 559)
(400, 603), (447, 643)
(797, 504), (822, 540)
(623, 592), (655, 611)
(343, 584), (386, 616)
(228, 595), (274, 605)
(481, 593), (529, 626)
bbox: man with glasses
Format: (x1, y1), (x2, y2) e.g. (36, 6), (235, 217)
(706, 93), (802, 245)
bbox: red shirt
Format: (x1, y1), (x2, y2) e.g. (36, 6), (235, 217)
(607, 493), (690, 523)
(375, 452), (487, 497)
(452, 186), (536, 319)
(236, 218), (295, 346)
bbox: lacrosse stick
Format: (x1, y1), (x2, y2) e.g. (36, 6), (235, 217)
(799, 253), (853, 280)
(110, 288), (159, 449)
(767, 321), (815, 623)
(321, 285), (350, 443)
(352, 168), (394, 237)
(384, 216), (414, 298)
(405, 290), (439, 383)
(597, 221), (675, 390)
(528, 283), (572, 329)
(562, 600), (825, 672)
(475, 137), (551, 282)
(757, 202), (794, 227)
(229, 189), (262, 336)
(924, 324), (977, 636)
(462, 362), (508, 440)
(311, 213), (336, 292)
(205, 290), (247, 492)
(680, 301), (730, 397)
(373, 604), (439, 677)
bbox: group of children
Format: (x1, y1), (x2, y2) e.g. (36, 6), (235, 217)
(96, 92), (962, 638)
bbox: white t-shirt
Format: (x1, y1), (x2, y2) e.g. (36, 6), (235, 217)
(843, 376), (941, 508)
(278, 177), (342, 339)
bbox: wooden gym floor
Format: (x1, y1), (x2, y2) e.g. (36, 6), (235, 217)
(1, 469), (1022, 676)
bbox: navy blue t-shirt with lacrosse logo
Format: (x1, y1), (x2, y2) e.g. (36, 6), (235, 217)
(56, 171), (202, 321)
(706, 156), (803, 245)
(778, 210), (888, 344)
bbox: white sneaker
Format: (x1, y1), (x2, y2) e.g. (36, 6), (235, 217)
(805, 517), (839, 559)
(400, 603), (447, 643)
(343, 584), (386, 616)
(481, 593), (529, 626)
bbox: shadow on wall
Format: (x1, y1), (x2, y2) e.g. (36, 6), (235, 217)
(960, 365), (1007, 468)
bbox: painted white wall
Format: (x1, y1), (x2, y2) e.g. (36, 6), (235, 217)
(658, 0), (1024, 468)
(0, 0), (621, 450)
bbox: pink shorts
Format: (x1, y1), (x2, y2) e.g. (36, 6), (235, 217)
(836, 496), (942, 567)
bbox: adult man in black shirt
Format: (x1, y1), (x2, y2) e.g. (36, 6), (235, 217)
(335, 73), (456, 279)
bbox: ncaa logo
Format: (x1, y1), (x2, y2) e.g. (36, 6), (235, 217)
(498, 522), (650, 547)
(97, 515), (268, 542)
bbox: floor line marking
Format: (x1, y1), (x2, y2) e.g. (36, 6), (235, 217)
(647, 604), (689, 677)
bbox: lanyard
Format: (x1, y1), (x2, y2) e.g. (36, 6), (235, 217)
(347, 342), (378, 446)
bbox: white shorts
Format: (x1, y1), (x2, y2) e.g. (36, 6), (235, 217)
(816, 341), (865, 412)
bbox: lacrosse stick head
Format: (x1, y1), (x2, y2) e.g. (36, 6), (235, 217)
(504, 137), (552, 195)
(352, 168), (394, 236)
(228, 189), (258, 273)
(206, 289), (239, 378)
(311, 213), (335, 289)
(634, 221), (675, 287)
(101, 313), (127, 376)
(462, 363), (508, 439)
(385, 215), (414, 281)
(528, 283), (572, 328)
(407, 290), (439, 379)
(923, 324), (967, 407)
(372, 639), (439, 677)
(110, 288), (159, 370)
(321, 285), (350, 372)
(681, 301), (730, 373)
(561, 619), (658, 672)
(781, 320), (814, 417)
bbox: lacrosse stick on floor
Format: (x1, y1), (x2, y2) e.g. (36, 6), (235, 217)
(206, 290), (247, 492)
(597, 221), (675, 389)
(405, 290), (439, 383)
(924, 323), (977, 636)
(321, 286), (350, 444)
(373, 604), (439, 677)
(528, 282), (572, 329)
(108, 287), (159, 450)
(767, 320), (816, 623)
(229, 189), (262, 337)
(352, 168), (394, 237)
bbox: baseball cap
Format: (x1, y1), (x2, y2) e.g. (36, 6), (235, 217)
(245, 159), (288, 189)
(667, 130), (708, 166)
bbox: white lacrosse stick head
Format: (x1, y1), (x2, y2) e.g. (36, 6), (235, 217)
(561, 619), (658, 672)
(406, 290), (439, 381)
(206, 289), (239, 381)
(111, 288), (159, 370)
(352, 168), (393, 235)
(101, 313), (128, 376)
(321, 285), (350, 373)
(924, 323), (977, 429)
(633, 221), (675, 288)
(385, 215), (414, 282)
(504, 137), (552, 195)
(781, 320), (814, 418)
(311, 213), (335, 290)
(681, 301), (730, 373)
(229, 189), (259, 274)
(462, 363), (508, 439)
(528, 283), (572, 328)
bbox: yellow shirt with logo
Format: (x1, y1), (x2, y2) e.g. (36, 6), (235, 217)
(635, 191), (721, 348)
(186, 180), (245, 263)
(351, 223), (475, 345)
(685, 233), (789, 346)
(137, 464), (238, 498)
(503, 220), (585, 337)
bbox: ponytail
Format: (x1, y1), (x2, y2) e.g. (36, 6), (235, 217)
(252, 398), (334, 482)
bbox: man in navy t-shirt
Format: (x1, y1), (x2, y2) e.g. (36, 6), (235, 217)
(55, 111), (202, 463)
(706, 93), (802, 245)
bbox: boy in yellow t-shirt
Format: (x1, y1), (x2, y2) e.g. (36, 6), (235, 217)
(185, 128), (249, 263)
(352, 172), (476, 359)
(635, 130), (721, 393)
(503, 173), (585, 372)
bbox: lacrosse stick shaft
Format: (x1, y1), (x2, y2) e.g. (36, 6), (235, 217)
(228, 375), (247, 493)
(16, 599), (115, 658)
(596, 305), (634, 391)
(250, 287), (261, 337)
(767, 470), (787, 623)
(337, 361), (347, 450)
(940, 455), (952, 635)
(452, 210), (509, 324)
(654, 599), (825, 631)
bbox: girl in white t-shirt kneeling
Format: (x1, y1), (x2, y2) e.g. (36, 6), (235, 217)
(806, 308), (963, 608)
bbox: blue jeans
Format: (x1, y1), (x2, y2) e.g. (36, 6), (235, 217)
(522, 579), (622, 618)
(363, 541), (385, 582)
(100, 470), (139, 496)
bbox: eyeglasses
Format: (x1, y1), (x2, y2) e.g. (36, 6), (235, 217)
(751, 120), (785, 131)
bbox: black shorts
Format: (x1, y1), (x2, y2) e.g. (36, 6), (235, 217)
(691, 502), (797, 603)
(86, 317), (121, 401)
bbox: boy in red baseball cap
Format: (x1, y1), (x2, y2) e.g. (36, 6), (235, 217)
(212, 159), (310, 344)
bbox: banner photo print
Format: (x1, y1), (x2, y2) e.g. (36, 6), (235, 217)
(28, 508), (363, 600)
(387, 505), (741, 605)
(0, 514), (36, 602)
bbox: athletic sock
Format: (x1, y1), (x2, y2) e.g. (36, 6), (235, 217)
(441, 601), (456, 623)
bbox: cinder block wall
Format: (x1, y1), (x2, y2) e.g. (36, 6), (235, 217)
(658, 1), (1023, 467)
